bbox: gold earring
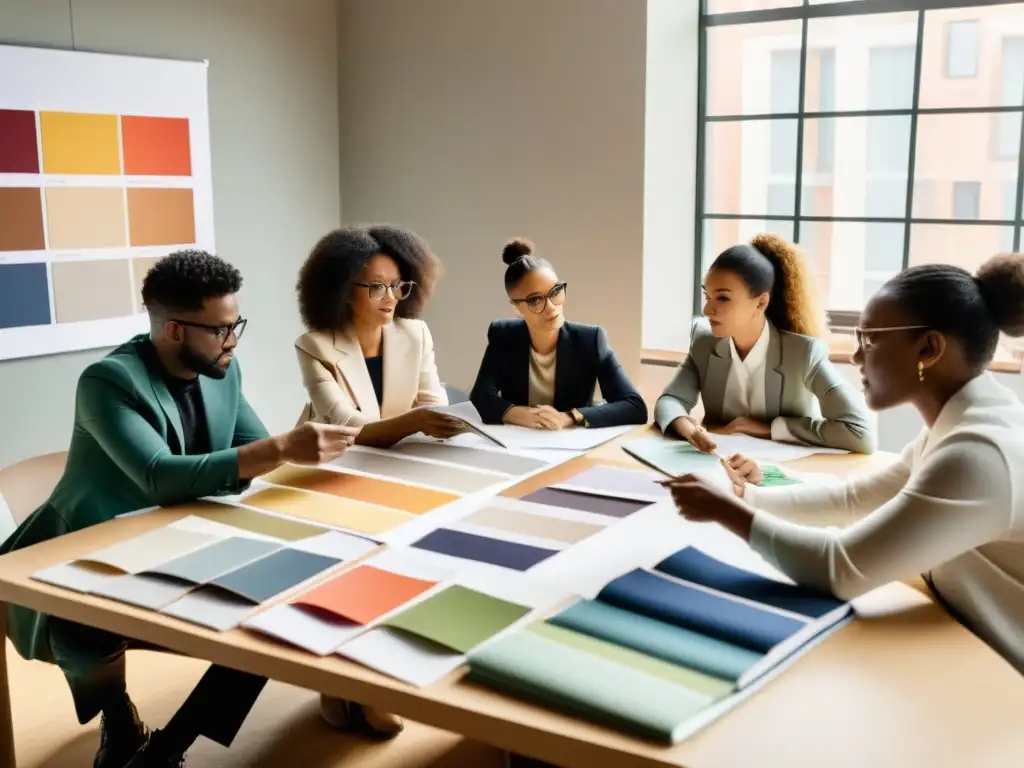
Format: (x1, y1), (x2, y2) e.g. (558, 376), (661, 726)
(918, 361), (925, 383)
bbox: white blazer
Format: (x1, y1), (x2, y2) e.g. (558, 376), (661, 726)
(295, 318), (447, 427)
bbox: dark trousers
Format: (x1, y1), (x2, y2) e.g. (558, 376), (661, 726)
(50, 617), (267, 748)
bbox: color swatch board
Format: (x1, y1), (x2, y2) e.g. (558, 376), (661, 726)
(0, 45), (213, 360)
(467, 546), (851, 743)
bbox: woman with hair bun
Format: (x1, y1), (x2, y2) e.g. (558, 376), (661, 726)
(469, 237), (647, 429)
(663, 253), (1024, 674)
(656, 233), (874, 454)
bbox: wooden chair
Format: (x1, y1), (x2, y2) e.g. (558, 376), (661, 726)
(0, 451), (67, 526)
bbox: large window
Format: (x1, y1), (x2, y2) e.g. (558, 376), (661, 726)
(696, 0), (1024, 320)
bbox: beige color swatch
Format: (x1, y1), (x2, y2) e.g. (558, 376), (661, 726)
(464, 505), (604, 545)
(186, 502), (326, 541)
(244, 486), (413, 536)
(51, 259), (133, 323)
(45, 187), (127, 249)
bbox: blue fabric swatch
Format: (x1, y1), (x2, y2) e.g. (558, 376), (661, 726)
(412, 528), (556, 571)
(0, 263), (50, 329)
(656, 547), (845, 619)
(598, 569), (805, 653)
(551, 599), (759, 681)
(210, 548), (339, 603)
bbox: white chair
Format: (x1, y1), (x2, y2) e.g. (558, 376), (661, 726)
(0, 451), (67, 544)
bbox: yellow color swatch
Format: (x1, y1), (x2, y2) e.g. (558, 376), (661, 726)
(40, 111), (121, 175)
(243, 486), (413, 536)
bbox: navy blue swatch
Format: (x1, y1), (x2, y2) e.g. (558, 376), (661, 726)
(598, 569), (805, 653)
(656, 547), (845, 619)
(0, 263), (50, 329)
(210, 549), (339, 603)
(412, 528), (556, 571)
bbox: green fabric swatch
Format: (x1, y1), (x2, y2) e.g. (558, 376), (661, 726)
(468, 629), (712, 743)
(551, 599), (760, 681)
(622, 436), (721, 477)
(528, 621), (733, 698)
(759, 465), (801, 487)
(384, 585), (530, 653)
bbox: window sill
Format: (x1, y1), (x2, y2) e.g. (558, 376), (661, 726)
(641, 343), (1023, 374)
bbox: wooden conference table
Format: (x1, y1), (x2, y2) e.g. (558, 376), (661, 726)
(1, 427), (1023, 768)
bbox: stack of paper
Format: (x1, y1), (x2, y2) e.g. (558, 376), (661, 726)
(467, 547), (850, 741)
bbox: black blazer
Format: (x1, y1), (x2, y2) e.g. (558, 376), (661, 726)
(469, 319), (648, 428)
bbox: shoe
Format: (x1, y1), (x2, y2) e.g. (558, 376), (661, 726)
(122, 730), (186, 768)
(319, 695), (404, 739)
(94, 699), (148, 768)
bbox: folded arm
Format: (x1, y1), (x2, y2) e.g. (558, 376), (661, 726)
(749, 436), (1011, 600)
(577, 328), (647, 428)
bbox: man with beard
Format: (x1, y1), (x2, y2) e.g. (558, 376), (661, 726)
(1, 250), (360, 767)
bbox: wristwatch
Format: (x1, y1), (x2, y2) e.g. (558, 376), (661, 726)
(571, 409), (587, 428)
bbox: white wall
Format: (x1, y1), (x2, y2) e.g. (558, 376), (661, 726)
(336, 0), (648, 391)
(0, 0), (341, 468)
(642, 0), (699, 352)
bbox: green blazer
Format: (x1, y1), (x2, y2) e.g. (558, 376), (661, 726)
(0, 335), (269, 665)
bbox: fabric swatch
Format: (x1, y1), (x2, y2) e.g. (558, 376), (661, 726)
(209, 549), (340, 603)
(242, 486), (412, 536)
(293, 564), (437, 625)
(467, 628), (712, 743)
(332, 450), (502, 493)
(555, 464), (670, 502)
(78, 527), (222, 574)
(519, 487), (650, 519)
(463, 505), (604, 545)
(655, 547), (845, 619)
(390, 441), (547, 476)
(551, 599), (760, 682)
(411, 528), (557, 571)
(92, 573), (195, 610)
(146, 536), (281, 584)
(185, 502), (327, 541)
(384, 584), (530, 653)
(598, 569), (806, 654)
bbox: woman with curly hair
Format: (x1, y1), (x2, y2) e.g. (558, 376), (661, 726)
(295, 225), (466, 451)
(655, 233), (874, 454)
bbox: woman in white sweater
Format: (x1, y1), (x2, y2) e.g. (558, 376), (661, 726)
(664, 253), (1024, 674)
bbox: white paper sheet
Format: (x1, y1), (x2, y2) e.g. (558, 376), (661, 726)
(552, 464), (671, 503)
(92, 573), (195, 610)
(708, 433), (849, 462)
(244, 603), (363, 655)
(421, 402), (508, 449)
(32, 562), (119, 593)
(337, 627), (466, 687)
(473, 424), (635, 451)
(161, 587), (256, 631)
(78, 527), (223, 573)
(289, 530), (379, 561)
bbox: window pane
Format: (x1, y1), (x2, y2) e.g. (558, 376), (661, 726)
(705, 119), (798, 215)
(946, 20), (980, 78)
(800, 116), (910, 217)
(706, 20), (803, 116)
(798, 221), (903, 310)
(707, 0), (801, 14)
(952, 182), (981, 220)
(909, 224), (1014, 274)
(920, 6), (1024, 107)
(912, 113), (1018, 219)
(702, 218), (795, 277)
(805, 14), (916, 112)
(996, 38), (1024, 158)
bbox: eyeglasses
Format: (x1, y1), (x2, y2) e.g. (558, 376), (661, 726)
(511, 282), (568, 314)
(172, 317), (247, 344)
(355, 281), (416, 301)
(853, 325), (928, 351)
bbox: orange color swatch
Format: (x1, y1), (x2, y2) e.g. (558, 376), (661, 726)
(261, 465), (459, 515)
(293, 565), (436, 625)
(121, 116), (192, 176)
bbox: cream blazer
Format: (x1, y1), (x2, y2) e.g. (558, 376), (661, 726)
(295, 318), (447, 427)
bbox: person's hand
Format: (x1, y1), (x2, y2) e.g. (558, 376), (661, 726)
(723, 453), (762, 495)
(658, 473), (755, 540)
(282, 422), (360, 464)
(671, 416), (719, 454)
(721, 416), (772, 438)
(534, 405), (574, 430)
(504, 406), (568, 430)
(409, 410), (468, 439)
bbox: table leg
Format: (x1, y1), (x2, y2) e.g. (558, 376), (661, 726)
(0, 604), (15, 768)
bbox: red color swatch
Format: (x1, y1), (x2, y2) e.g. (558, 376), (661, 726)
(293, 565), (436, 625)
(0, 110), (39, 173)
(121, 116), (191, 176)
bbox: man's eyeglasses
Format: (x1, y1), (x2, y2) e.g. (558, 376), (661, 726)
(355, 281), (416, 301)
(853, 324), (928, 351)
(172, 317), (247, 343)
(511, 282), (568, 314)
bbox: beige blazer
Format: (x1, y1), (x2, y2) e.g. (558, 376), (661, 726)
(295, 318), (447, 427)
(654, 318), (875, 453)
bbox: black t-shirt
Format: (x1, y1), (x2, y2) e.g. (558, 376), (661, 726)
(139, 340), (211, 455)
(365, 354), (384, 406)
